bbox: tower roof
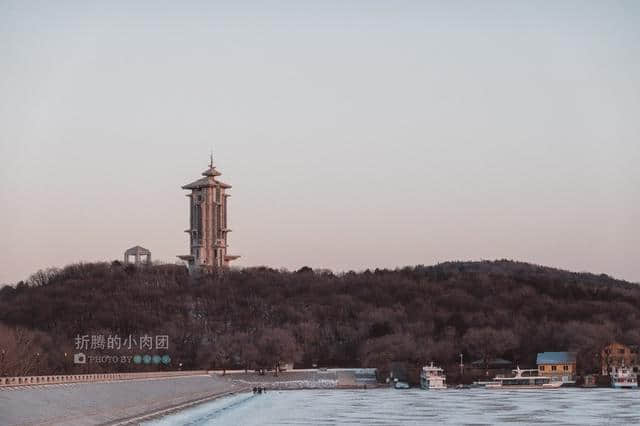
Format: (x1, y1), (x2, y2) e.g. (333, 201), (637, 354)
(202, 152), (222, 176)
(201, 166), (221, 177)
(182, 154), (231, 189)
(182, 176), (215, 189)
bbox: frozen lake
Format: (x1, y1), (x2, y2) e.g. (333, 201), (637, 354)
(145, 387), (640, 425)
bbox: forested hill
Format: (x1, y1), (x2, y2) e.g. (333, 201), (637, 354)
(1, 260), (639, 378)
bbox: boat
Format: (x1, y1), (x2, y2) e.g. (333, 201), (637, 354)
(485, 366), (563, 389)
(611, 365), (638, 389)
(393, 379), (410, 389)
(420, 362), (447, 389)
(470, 380), (501, 388)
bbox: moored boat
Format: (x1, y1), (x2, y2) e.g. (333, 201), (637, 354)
(471, 380), (501, 388)
(420, 362), (447, 389)
(611, 365), (638, 389)
(393, 379), (410, 389)
(485, 367), (562, 389)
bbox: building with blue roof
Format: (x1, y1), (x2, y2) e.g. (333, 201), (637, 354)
(536, 351), (577, 382)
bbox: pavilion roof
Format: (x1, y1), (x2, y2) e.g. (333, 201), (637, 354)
(125, 245), (150, 254)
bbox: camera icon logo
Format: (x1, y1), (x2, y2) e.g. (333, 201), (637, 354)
(73, 353), (87, 364)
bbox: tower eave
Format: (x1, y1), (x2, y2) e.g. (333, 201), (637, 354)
(182, 176), (215, 190)
(201, 167), (222, 177)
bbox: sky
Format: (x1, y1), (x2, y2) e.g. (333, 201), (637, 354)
(1, 0), (639, 284)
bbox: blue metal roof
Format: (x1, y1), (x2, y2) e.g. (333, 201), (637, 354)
(536, 352), (577, 364)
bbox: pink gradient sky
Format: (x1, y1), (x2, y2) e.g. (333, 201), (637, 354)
(1, 1), (639, 284)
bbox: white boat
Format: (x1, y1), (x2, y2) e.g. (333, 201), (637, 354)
(471, 380), (501, 388)
(393, 379), (410, 389)
(611, 365), (638, 389)
(485, 367), (563, 389)
(420, 362), (447, 389)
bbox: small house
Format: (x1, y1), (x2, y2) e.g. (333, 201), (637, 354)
(536, 352), (577, 382)
(582, 374), (597, 388)
(601, 343), (639, 376)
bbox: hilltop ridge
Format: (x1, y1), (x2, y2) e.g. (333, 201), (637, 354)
(1, 260), (639, 379)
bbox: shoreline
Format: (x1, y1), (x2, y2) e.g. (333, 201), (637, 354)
(0, 374), (241, 426)
(0, 370), (378, 426)
(0, 371), (628, 426)
(106, 389), (248, 426)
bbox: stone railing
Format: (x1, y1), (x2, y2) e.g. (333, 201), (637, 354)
(0, 370), (209, 387)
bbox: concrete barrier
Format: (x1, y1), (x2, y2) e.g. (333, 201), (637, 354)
(0, 370), (209, 387)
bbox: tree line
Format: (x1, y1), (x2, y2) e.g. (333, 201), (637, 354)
(1, 260), (639, 381)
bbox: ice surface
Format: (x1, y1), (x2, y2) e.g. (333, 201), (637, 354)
(145, 388), (640, 425)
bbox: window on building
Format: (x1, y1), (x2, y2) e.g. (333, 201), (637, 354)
(618, 348), (625, 354)
(563, 365), (568, 371)
(539, 366), (544, 371)
(551, 366), (557, 371)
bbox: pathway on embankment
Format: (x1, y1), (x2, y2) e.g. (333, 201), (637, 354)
(0, 374), (242, 426)
(216, 368), (379, 390)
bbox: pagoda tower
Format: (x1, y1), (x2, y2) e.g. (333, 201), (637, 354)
(178, 155), (239, 274)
